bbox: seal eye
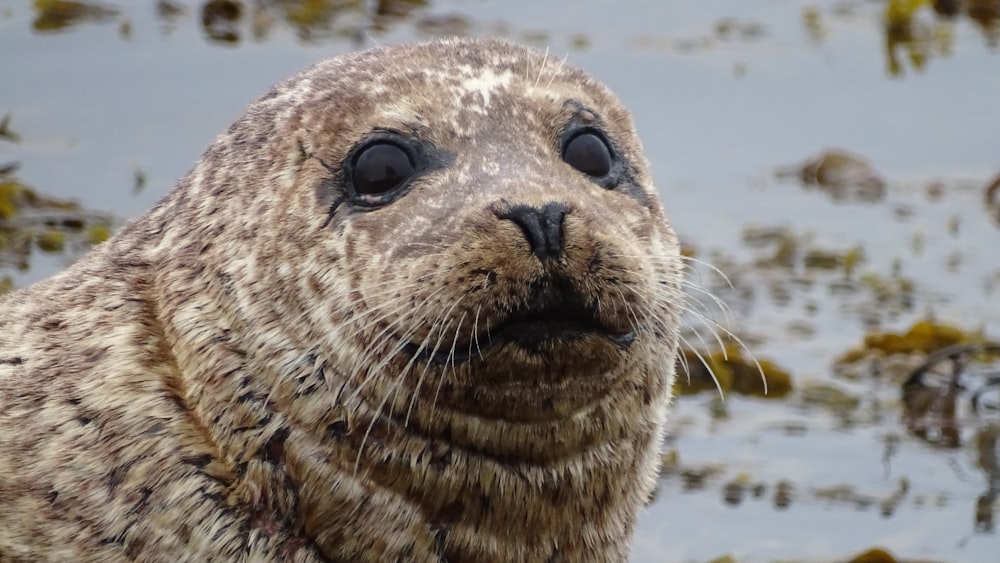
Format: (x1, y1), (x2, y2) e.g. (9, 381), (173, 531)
(562, 131), (612, 179)
(352, 142), (414, 197)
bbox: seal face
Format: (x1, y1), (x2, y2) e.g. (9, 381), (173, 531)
(0, 38), (682, 562)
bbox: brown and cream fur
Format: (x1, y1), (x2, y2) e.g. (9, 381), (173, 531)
(0, 38), (683, 562)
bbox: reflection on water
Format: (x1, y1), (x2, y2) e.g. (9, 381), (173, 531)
(0, 173), (113, 289)
(192, 0), (433, 43)
(31, 0), (433, 42)
(885, 0), (1000, 75)
(31, 0), (119, 32)
(776, 149), (886, 202)
(25, 1), (1000, 78)
(974, 423), (1000, 532)
(899, 343), (1000, 448)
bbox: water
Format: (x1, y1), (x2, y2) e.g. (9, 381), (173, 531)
(3, 1), (999, 561)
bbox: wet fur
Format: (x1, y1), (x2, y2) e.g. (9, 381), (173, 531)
(0, 38), (682, 562)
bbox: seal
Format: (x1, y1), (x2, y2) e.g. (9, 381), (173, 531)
(0, 37), (682, 562)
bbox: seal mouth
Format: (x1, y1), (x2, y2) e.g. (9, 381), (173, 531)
(403, 292), (635, 366)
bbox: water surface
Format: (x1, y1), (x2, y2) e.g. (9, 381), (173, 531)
(2, 1), (999, 561)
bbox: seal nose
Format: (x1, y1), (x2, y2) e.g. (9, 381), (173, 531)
(498, 202), (570, 261)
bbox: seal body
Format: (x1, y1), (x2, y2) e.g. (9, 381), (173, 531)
(0, 38), (682, 562)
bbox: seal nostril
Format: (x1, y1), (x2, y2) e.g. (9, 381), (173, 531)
(497, 202), (570, 261)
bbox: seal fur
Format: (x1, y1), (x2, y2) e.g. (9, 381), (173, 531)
(0, 37), (683, 562)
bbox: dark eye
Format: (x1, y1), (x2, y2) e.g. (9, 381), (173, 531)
(562, 131), (612, 178)
(352, 142), (414, 196)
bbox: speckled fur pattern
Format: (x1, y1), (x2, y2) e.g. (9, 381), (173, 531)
(0, 38), (682, 562)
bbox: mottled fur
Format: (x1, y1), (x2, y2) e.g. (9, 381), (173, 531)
(0, 38), (682, 562)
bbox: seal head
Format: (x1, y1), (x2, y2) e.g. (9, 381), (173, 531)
(0, 38), (682, 562)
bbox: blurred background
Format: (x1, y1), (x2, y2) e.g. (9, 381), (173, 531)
(2, 1), (999, 561)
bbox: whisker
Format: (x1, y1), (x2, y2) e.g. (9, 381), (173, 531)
(353, 329), (428, 474)
(404, 299), (466, 427)
(680, 254), (737, 289)
(676, 260), (768, 396)
(678, 333), (726, 402)
(469, 305), (484, 361)
(430, 309), (469, 424)
(345, 287), (448, 404)
(534, 46), (550, 87)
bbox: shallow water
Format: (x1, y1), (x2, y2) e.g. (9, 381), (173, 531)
(3, 1), (1000, 561)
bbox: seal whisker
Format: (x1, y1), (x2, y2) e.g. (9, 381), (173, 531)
(344, 287), (449, 404)
(680, 279), (735, 328)
(353, 295), (451, 474)
(548, 53), (571, 89)
(343, 285), (436, 342)
(677, 333), (726, 401)
(674, 270), (767, 395)
(398, 242), (452, 252)
(468, 304), (484, 362)
(604, 285), (638, 335)
(533, 46), (551, 87)
(343, 275), (450, 306)
(679, 298), (731, 353)
(408, 308), (466, 428)
(682, 311), (722, 357)
(680, 254), (737, 288)
(397, 296), (466, 426)
(630, 298), (678, 341)
(679, 255), (740, 327)
(675, 341), (692, 380)
(363, 285), (458, 428)
(683, 309), (768, 395)
(352, 360), (415, 476)
(430, 308), (472, 426)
